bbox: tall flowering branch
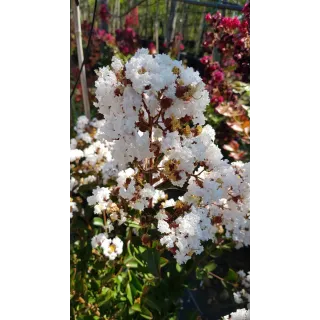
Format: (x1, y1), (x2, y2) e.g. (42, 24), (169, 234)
(89, 49), (250, 265)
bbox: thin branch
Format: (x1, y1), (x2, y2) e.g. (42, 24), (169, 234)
(70, 0), (98, 105)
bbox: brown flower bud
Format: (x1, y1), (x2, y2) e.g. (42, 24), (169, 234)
(141, 234), (150, 245)
(160, 97), (173, 109)
(213, 216), (222, 224)
(175, 85), (189, 98)
(150, 141), (161, 156)
(180, 115), (192, 123)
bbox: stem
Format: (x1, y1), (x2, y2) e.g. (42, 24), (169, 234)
(71, 0), (91, 119)
(208, 271), (237, 287)
(103, 210), (107, 226)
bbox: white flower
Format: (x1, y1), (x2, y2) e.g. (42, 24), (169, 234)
(111, 56), (124, 72)
(161, 198), (176, 208)
(157, 220), (171, 234)
(70, 149), (84, 162)
(91, 233), (108, 248)
(101, 236), (123, 260)
(70, 201), (78, 218)
(223, 308), (250, 320)
(233, 292), (244, 304)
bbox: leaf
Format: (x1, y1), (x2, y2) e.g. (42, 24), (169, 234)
(140, 306), (153, 319)
(176, 263), (182, 273)
(204, 262), (217, 273)
(91, 278), (101, 291)
(127, 221), (142, 229)
(93, 217), (104, 227)
(142, 249), (160, 277)
(138, 246), (147, 254)
(225, 268), (239, 282)
(195, 267), (205, 280)
(126, 260), (138, 269)
(144, 297), (162, 314)
(98, 287), (113, 306)
(127, 240), (133, 257)
(126, 283), (133, 305)
(130, 272), (143, 292)
(131, 303), (142, 312)
(159, 257), (169, 268)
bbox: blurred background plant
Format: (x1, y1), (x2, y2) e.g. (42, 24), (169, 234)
(201, 1), (250, 161)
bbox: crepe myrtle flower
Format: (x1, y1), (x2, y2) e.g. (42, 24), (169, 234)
(101, 236), (124, 260)
(90, 50), (250, 265)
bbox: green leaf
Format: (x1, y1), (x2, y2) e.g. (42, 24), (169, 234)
(225, 268), (239, 282)
(144, 273), (155, 281)
(176, 263), (182, 273)
(126, 260), (138, 269)
(195, 267), (205, 280)
(93, 217), (104, 227)
(131, 303), (142, 312)
(141, 306), (153, 319)
(97, 287), (113, 306)
(138, 246), (147, 254)
(144, 297), (161, 313)
(126, 283), (133, 305)
(130, 272), (143, 292)
(160, 257), (169, 268)
(141, 249), (160, 277)
(204, 262), (217, 273)
(127, 240), (133, 257)
(127, 221), (142, 229)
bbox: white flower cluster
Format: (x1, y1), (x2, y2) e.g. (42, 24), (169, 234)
(233, 270), (250, 308)
(91, 233), (123, 260)
(87, 186), (127, 233)
(70, 116), (117, 178)
(70, 116), (119, 218)
(222, 308), (250, 320)
(91, 50), (250, 264)
(95, 50), (209, 170)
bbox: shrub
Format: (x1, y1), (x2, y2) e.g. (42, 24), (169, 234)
(71, 49), (250, 319)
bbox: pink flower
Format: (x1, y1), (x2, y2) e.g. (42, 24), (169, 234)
(200, 56), (210, 65)
(212, 70), (224, 83)
(99, 4), (111, 23)
(212, 12), (222, 23)
(231, 17), (241, 29)
(97, 29), (106, 39)
(210, 95), (224, 105)
(205, 13), (212, 23)
(121, 46), (130, 55)
(148, 42), (156, 54)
